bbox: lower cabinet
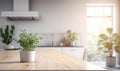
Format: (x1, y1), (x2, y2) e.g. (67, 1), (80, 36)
(39, 47), (86, 60)
(62, 48), (86, 60)
(39, 47), (62, 51)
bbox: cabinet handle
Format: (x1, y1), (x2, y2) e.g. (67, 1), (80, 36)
(70, 49), (75, 51)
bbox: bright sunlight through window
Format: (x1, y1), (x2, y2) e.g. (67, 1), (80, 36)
(86, 5), (113, 65)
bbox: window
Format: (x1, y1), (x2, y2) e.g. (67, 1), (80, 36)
(86, 5), (113, 64)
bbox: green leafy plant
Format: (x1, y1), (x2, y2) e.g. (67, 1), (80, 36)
(66, 29), (78, 41)
(18, 30), (43, 51)
(98, 28), (120, 57)
(0, 25), (15, 44)
(112, 33), (120, 54)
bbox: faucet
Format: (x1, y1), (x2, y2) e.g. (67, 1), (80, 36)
(51, 33), (54, 47)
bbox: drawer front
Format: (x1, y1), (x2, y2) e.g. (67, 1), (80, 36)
(39, 47), (62, 51)
(62, 48), (86, 59)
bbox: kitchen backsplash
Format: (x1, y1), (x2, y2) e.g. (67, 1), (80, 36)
(37, 33), (82, 47)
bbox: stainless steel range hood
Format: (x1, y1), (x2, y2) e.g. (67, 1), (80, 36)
(1, 0), (39, 20)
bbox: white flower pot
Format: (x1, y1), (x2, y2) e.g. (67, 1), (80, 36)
(70, 41), (76, 47)
(106, 56), (116, 67)
(4, 45), (14, 50)
(116, 53), (120, 68)
(20, 51), (36, 62)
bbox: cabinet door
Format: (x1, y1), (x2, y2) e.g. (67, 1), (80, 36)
(62, 48), (86, 60)
(39, 47), (62, 51)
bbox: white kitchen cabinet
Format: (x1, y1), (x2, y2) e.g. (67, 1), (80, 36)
(62, 47), (86, 60)
(38, 47), (62, 51)
(38, 47), (86, 60)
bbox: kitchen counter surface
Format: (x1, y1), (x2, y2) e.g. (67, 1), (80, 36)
(0, 48), (106, 71)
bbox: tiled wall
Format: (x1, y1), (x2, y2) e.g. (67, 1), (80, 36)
(37, 33), (82, 47)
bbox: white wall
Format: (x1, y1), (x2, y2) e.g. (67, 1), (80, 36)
(0, 0), (119, 48)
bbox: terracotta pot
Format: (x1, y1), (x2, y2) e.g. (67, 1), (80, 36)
(20, 51), (36, 63)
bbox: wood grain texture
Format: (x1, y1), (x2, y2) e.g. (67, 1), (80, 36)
(0, 48), (106, 71)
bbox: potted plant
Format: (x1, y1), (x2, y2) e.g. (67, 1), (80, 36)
(112, 33), (120, 68)
(98, 28), (116, 67)
(66, 29), (78, 46)
(0, 25), (15, 49)
(18, 30), (43, 62)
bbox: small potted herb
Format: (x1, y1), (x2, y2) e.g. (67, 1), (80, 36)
(18, 30), (43, 62)
(66, 29), (78, 46)
(0, 25), (15, 49)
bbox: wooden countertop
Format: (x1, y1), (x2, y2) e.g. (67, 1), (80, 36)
(0, 48), (106, 71)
